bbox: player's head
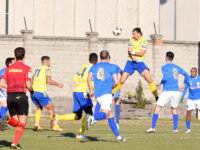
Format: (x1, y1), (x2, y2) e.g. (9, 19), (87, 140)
(132, 28), (142, 40)
(165, 51), (174, 62)
(89, 53), (98, 65)
(100, 50), (110, 62)
(14, 47), (25, 60)
(5, 57), (15, 67)
(41, 56), (50, 67)
(191, 67), (197, 78)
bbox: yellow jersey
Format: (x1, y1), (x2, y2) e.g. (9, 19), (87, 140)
(32, 65), (51, 93)
(128, 37), (148, 61)
(73, 63), (93, 94)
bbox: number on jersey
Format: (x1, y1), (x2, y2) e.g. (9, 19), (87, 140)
(97, 68), (105, 81)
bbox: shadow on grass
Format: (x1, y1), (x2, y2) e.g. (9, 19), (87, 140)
(0, 140), (11, 148)
(25, 127), (52, 131)
(47, 132), (114, 143)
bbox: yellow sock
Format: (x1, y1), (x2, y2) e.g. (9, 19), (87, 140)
(35, 110), (42, 126)
(149, 82), (158, 98)
(78, 114), (87, 135)
(113, 83), (123, 95)
(57, 113), (78, 121)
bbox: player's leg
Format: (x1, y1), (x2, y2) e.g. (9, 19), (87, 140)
(107, 112), (125, 142)
(34, 104), (43, 131)
(0, 100), (8, 122)
(8, 93), (28, 149)
(113, 61), (135, 94)
(141, 69), (158, 101)
(186, 110), (192, 133)
(76, 106), (93, 139)
(147, 92), (168, 133)
(0, 90), (8, 122)
(170, 92), (180, 133)
(185, 100), (195, 133)
(114, 90), (121, 129)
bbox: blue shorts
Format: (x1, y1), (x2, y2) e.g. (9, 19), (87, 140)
(114, 90), (121, 99)
(123, 60), (149, 75)
(31, 92), (51, 107)
(73, 92), (93, 113)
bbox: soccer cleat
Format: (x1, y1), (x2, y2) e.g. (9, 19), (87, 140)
(185, 129), (191, 133)
(76, 134), (88, 140)
(116, 123), (119, 130)
(118, 138), (126, 143)
(173, 129), (179, 134)
(146, 128), (156, 133)
(52, 122), (63, 132)
(0, 115), (8, 131)
(34, 125), (43, 131)
(10, 143), (22, 149)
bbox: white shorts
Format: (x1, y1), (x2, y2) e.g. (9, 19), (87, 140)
(96, 94), (112, 111)
(156, 91), (180, 108)
(0, 89), (7, 102)
(186, 99), (200, 110)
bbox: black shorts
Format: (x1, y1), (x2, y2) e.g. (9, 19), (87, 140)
(7, 93), (29, 117)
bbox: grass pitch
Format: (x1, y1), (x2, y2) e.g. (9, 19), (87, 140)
(0, 118), (200, 150)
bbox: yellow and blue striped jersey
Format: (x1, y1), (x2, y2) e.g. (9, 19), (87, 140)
(128, 37), (148, 61)
(32, 65), (51, 94)
(73, 63), (93, 94)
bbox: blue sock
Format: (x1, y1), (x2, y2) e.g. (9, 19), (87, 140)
(173, 114), (178, 130)
(115, 105), (120, 124)
(152, 114), (158, 129)
(94, 112), (107, 121)
(186, 120), (191, 130)
(0, 106), (8, 121)
(94, 102), (101, 117)
(108, 117), (120, 137)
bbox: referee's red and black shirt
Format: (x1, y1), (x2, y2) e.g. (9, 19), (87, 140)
(2, 61), (32, 93)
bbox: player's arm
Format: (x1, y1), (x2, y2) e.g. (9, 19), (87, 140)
(180, 83), (188, 103)
(158, 67), (167, 86)
(112, 74), (119, 88)
(45, 68), (63, 88)
(87, 72), (94, 97)
(0, 79), (7, 89)
(26, 80), (34, 95)
(130, 49), (146, 57)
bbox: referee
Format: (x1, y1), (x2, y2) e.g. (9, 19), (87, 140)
(0, 47), (34, 150)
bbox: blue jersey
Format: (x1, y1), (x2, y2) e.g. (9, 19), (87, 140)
(161, 63), (188, 91)
(89, 62), (117, 98)
(182, 75), (200, 100)
(111, 64), (121, 86)
(0, 67), (6, 79)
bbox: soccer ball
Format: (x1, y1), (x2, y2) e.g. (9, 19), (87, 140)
(113, 26), (122, 36)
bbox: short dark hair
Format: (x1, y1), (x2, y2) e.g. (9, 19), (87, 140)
(89, 53), (98, 64)
(166, 51), (174, 61)
(132, 27), (143, 36)
(14, 47), (25, 60)
(5, 57), (15, 67)
(191, 67), (197, 72)
(100, 50), (110, 60)
(41, 56), (50, 62)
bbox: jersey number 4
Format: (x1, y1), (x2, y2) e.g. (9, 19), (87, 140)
(97, 68), (105, 81)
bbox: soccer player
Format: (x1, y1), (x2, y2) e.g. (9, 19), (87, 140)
(31, 56), (63, 131)
(0, 57), (15, 129)
(0, 47), (34, 149)
(55, 53), (98, 140)
(93, 56), (122, 129)
(87, 50), (125, 142)
(180, 67), (200, 133)
(112, 28), (158, 101)
(146, 51), (188, 133)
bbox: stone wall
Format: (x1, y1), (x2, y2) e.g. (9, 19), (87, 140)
(0, 31), (199, 118)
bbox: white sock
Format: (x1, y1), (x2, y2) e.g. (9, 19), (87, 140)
(117, 136), (122, 140)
